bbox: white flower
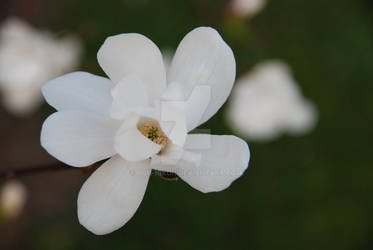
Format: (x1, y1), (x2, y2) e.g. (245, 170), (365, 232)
(226, 60), (317, 141)
(0, 180), (27, 219)
(161, 48), (174, 71)
(0, 17), (81, 115)
(230, 0), (266, 18)
(40, 27), (250, 235)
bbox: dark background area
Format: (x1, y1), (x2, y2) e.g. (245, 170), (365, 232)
(0, 0), (372, 249)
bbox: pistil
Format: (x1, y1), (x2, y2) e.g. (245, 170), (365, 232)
(137, 119), (168, 147)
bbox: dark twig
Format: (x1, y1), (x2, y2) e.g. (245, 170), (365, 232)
(0, 161), (178, 181)
(0, 162), (97, 180)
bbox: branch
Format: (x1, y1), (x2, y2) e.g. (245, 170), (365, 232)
(0, 161), (178, 181)
(0, 162), (97, 180)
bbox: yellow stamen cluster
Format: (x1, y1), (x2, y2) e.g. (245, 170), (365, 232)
(138, 121), (168, 146)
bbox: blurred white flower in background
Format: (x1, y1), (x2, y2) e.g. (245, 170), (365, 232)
(0, 17), (82, 116)
(0, 180), (27, 219)
(230, 0), (267, 18)
(226, 61), (317, 141)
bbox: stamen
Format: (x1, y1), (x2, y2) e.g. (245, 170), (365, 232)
(137, 120), (168, 146)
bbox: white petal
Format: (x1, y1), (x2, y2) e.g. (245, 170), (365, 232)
(42, 72), (114, 114)
(158, 100), (187, 147)
(114, 118), (162, 162)
(151, 143), (184, 168)
(78, 156), (151, 235)
(167, 27), (236, 129)
(161, 48), (174, 72)
(110, 74), (153, 120)
(161, 84), (211, 131)
(176, 134), (250, 193)
(184, 85), (211, 131)
(41, 110), (119, 167)
(97, 33), (166, 102)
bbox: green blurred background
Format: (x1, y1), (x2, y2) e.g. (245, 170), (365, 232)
(0, 0), (372, 249)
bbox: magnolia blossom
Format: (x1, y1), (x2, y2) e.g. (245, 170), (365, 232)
(0, 180), (27, 219)
(40, 27), (250, 235)
(161, 48), (174, 70)
(0, 17), (81, 115)
(226, 61), (317, 141)
(230, 0), (266, 18)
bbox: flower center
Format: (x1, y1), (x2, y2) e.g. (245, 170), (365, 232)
(137, 119), (168, 147)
